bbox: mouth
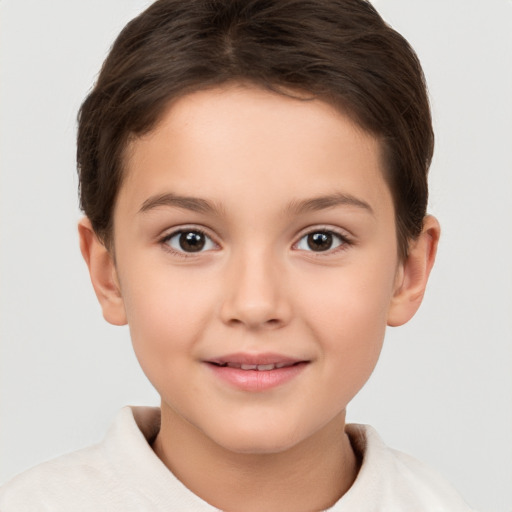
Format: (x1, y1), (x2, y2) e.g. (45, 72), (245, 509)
(208, 361), (301, 371)
(205, 353), (309, 391)
(206, 352), (307, 370)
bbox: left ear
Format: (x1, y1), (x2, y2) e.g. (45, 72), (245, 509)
(387, 215), (440, 327)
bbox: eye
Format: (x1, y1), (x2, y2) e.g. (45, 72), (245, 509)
(163, 229), (216, 253)
(295, 230), (347, 253)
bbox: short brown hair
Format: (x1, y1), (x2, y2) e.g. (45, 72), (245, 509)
(77, 0), (433, 259)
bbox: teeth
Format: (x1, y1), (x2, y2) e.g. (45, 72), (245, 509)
(240, 364), (258, 370)
(256, 364), (275, 371)
(219, 362), (294, 370)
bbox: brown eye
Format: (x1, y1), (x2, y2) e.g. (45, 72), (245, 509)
(165, 230), (215, 253)
(179, 232), (205, 252)
(296, 230), (346, 252)
(307, 232), (333, 251)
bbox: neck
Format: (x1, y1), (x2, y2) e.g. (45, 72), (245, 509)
(152, 404), (359, 512)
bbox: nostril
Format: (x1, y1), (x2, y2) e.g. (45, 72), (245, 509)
(225, 317), (283, 330)
(219, 289), (292, 329)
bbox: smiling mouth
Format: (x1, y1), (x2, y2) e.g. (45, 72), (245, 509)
(205, 355), (309, 391)
(209, 361), (302, 371)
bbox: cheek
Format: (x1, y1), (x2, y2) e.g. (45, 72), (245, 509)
(315, 290), (386, 373)
(303, 256), (395, 328)
(119, 268), (216, 375)
(298, 257), (396, 376)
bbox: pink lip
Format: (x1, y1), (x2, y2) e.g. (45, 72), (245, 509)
(205, 352), (309, 392)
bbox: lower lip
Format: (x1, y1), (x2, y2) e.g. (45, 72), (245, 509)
(206, 363), (308, 392)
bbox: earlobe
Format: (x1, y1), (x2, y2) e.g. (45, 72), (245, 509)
(387, 215), (440, 327)
(78, 218), (127, 326)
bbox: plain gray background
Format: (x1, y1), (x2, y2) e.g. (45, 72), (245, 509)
(1, 1), (511, 511)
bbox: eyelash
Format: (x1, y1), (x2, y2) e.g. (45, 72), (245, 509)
(159, 226), (217, 259)
(159, 226), (353, 258)
(294, 227), (353, 256)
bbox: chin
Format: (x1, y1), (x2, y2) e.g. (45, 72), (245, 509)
(207, 420), (308, 456)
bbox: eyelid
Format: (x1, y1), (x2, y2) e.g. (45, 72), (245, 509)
(292, 225), (354, 254)
(157, 224), (353, 257)
(159, 225), (220, 256)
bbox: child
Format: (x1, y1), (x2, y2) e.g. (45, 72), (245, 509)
(0, 0), (476, 510)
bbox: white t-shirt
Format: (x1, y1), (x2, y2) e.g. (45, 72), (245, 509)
(0, 407), (475, 511)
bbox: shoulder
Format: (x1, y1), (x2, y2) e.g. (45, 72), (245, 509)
(0, 406), (216, 512)
(0, 407), (153, 512)
(335, 424), (477, 512)
(0, 441), (119, 511)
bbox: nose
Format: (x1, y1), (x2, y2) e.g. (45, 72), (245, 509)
(219, 249), (292, 330)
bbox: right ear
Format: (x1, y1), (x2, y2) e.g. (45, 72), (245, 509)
(78, 218), (127, 326)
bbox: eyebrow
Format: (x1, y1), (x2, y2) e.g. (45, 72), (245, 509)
(138, 191), (373, 216)
(139, 193), (223, 215)
(284, 192), (374, 216)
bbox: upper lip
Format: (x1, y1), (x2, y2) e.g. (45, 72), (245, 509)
(206, 352), (307, 367)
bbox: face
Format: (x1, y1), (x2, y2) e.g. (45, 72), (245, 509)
(111, 84), (403, 454)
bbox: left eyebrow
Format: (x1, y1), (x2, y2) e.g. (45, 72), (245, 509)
(284, 192), (374, 216)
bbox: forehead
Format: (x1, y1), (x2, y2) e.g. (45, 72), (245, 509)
(118, 84), (392, 219)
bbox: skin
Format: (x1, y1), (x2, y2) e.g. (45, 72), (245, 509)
(79, 84), (440, 512)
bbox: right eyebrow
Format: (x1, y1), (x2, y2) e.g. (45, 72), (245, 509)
(138, 192), (223, 215)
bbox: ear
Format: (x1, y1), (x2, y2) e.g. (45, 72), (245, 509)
(387, 215), (440, 327)
(78, 217), (127, 326)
